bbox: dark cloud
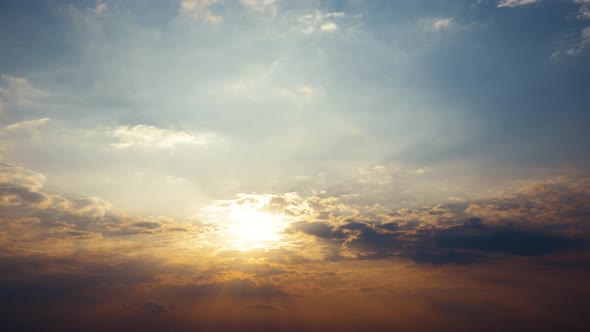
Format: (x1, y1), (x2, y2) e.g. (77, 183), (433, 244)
(404, 250), (484, 265)
(285, 215), (584, 263)
(132, 221), (162, 229)
(287, 221), (345, 240)
(165, 278), (291, 300)
(434, 225), (579, 257)
(142, 301), (170, 314)
(339, 220), (401, 254)
(249, 304), (278, 311)
(0, 185), (48, 205)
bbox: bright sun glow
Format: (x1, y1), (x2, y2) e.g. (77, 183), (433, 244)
(201, 195), (290, 251)
(227, 207), (283, 250)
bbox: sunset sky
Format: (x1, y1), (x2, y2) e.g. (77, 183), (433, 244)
(1, 0), (590, 331)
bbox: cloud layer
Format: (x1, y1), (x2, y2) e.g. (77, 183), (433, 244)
(1, 1), (590, 331)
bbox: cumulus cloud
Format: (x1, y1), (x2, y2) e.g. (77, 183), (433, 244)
(0, 163), (589, 331)
(320, 22), (338, 32)
(0, 163), (201, 252)
(109, 125), (211, 148)
(465, 176), (590, 226)
(0, 163), (46, 190)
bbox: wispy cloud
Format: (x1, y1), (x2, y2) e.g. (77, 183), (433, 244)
(297, 11), (346, 34)
(426, 18), (453, 30)
(110, 125), (211, 148)
(497, 0), (539, 7)
(239, 0), (277, 16)
(179, 0), (223, 24)
(0, 74), (47, 113)
(94, 1), (107, 15)
(566, 26), (590, 55)
(3, 118), (49, 132)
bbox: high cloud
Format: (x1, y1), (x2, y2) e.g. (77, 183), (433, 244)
(179, 0), (223, 24)
(110, 125), (211, 148)
(429, 18), (453, 30)
(497, 0), (539, 7)
(297, 11), (346, 34)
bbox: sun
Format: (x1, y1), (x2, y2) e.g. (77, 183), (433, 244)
(200, 194), (292, 251)
(226, 207), (283, 249)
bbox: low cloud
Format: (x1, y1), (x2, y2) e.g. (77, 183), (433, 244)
(0, 163), (589, 331)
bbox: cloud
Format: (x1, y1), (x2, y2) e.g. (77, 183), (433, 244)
(297, 11), (346, 34)
(497, 0), (539, 7)
(0, 74), (47, 114)
(287, 221), (345, 240)
(428, 18), (453, 30)
(239, 0), (277, 16)
(142, 301), (170, 314)
(434, 227), (577, 256)
(94, 1), (107, 15)
(464, 176), (590, 226)
(0, 163), (46, 190)
(0, 163), (200, 251)
(165, 278), (291, 299)
(2, 162), (590, 268)
(2, 118), (49, 132)
(0, 163), (589, 331)
(320, 22), (338, 32)
(566, 26), (590, 55)
(579, 6), (590, 20)
(179, 0), (223, 24)
(280, 175), (590, 263)
(404, 251), (484, 265)
(110, 125), (210, 148)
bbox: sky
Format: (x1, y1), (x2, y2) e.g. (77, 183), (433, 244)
(1, 0), (590, 331)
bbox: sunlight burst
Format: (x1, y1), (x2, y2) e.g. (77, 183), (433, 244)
(227, 207), (283, 250)
(201, 194), (290, 250)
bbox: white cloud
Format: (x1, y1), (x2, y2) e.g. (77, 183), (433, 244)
(110, 125), (210, 148)
(3, 118), (49, 132)
(278, 85), (319, 102)
(0, 118), (49, 156)
(239, 0), (277, 16)
(320, 22), (338, 32)
(578, 4), (590, 20)
(427, 18), (453, 30)
(94, 1), (107, 15)
(566, 26), (590, 55)
(297, 11), (346, 34)
(224, 63), (319, 102)
(497, 0), (539, 7)
(180, 0), (223, 24)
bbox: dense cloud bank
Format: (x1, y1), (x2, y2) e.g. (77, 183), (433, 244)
(1, 162), (589, 331)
